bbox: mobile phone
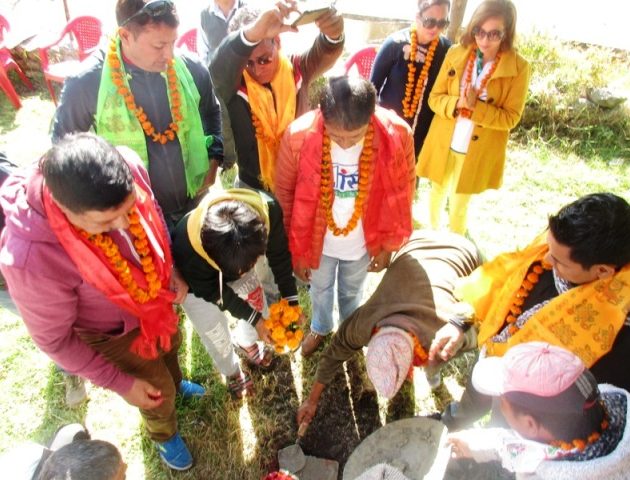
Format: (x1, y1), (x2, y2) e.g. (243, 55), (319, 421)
(290, 7), (331, 27)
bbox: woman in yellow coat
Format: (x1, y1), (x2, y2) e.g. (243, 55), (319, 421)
(417, 0), (530, 234)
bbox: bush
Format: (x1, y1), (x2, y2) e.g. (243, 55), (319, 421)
(514, 33), (630, 160)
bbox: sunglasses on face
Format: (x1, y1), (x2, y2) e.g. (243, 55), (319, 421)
(246, 54), (274, 69)
(418, 15), (450, 30)
(472, 26), (504, 42)
(120, 0), (176, 27)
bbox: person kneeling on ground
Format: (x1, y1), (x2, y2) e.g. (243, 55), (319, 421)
(432, 193), (630, 430)
(172, 187), (301, 398)
(297, 230), (481, 427)
(0, 134), (203, 471)
(447, 342), (630, 479)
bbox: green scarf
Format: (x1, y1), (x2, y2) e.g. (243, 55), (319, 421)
(96, 37), (210, 197)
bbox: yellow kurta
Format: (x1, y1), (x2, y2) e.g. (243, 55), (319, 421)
(417, 45), (531, 194)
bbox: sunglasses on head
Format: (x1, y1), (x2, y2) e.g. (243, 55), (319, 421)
(120, 0), (176, 27)
(472, 26), (504, 42)
(418, 15), (450, 30)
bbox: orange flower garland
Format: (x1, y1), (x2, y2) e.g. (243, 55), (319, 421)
(252, 113), (279, 151)
(264, 299), (304, 353)
(504, 261), (552, 336)
(320, 123), (374, 236)
(108, 37), (182, 145)
(80, 207), (161, 304)
(401, 26), (439, 119)
(550, 413), (609, 452)
(458, 46), (501, 119)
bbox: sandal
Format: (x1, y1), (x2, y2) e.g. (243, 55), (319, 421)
(227, 371), (254, 399)
(236, 342), (273, 368)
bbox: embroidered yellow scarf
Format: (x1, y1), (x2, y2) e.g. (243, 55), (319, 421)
(243, 53), (296, 191)
(457, 233), (630, 366)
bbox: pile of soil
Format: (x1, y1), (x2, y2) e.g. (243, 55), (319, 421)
(268, 352), (514, 480)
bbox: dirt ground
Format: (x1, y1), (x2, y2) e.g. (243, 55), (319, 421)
(265, 349), (514, 480)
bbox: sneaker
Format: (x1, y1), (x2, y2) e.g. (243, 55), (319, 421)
(178, 380), (205, 399)
(157, 432), (193, 471)
(300, 331), (325, 357)
(64, 374), (87, 408)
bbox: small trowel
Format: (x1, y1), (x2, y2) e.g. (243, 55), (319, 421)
(278, 422), (309, 473)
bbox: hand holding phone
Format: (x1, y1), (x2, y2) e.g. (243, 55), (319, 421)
(290, 7), (332, 28)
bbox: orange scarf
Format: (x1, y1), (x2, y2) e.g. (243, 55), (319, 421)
(243, 53), (296, 191)
(458, 233), (630, 365)
(42, 182), (178, 359)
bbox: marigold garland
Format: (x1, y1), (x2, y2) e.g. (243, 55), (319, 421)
(550, 410), (609, 452)
(401, 25), (439, 119)
(263, 299), (304, 353)
(108, 37), (182, 145)
(80, 207), (161, 304)
(252, 113), (279, 151)
(458, 46), (501, 119)
(320, 123), (374, 236)
(504, 261), (552, 336)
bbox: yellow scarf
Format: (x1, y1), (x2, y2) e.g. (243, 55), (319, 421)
(458, 233), (630, 366)
(243, 53), (296, 191)
(187, 187), (270, 271)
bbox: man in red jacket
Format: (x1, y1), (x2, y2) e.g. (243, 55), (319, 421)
(275, 76), (415, 356)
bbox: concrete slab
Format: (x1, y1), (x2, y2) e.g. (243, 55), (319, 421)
(343, 417), (449, 480)
(278, 443), (306, 473)
(298, 455), (339, 480)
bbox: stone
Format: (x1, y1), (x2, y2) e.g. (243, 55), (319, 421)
(586, 87), (626, 109)
(343, 417), (449, 480)
(298, 455), (339, 480)
(278, 443), (306, 473)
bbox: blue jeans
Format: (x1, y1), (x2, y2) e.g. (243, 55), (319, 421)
(309, 253), (370, 335)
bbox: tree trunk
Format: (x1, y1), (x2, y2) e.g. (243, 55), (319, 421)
(446, 0), (468, 43)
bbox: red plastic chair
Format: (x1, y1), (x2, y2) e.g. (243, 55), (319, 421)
(0, 14), (33, 109)
(343, 45), (379, 79)
(38, 15), (103, 105)
(176, 27), (198, 54)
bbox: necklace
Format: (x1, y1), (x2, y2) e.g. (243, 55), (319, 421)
(458, 46), (500, 119)
(550, 407), (609, 452)
(320, 123), (374, 236)
(252, 113), (278, 150)
(505, 261), (552, 336)
(107, 37), (182, 145)
(402, 26), (439, 119)
(80, 207), (161, 304)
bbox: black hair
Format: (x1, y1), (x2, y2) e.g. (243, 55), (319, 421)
(319, 76), (376, 130)
(548, 193), (630, 269)
(200, 200), (268, 279)
(116, 0), (179, 32)
(507, 397), (605, 443)
(37, 440), (123, 480)
(41, 133), (134, 214)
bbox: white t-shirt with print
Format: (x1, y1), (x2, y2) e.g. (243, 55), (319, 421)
(321, 140), (368, 261)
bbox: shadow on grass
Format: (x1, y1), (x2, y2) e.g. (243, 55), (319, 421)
(138, 322), (257, 478)
(28, 364), (87, 445)
(247, 354), (300, 474)
(299, 346), (382, 479)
